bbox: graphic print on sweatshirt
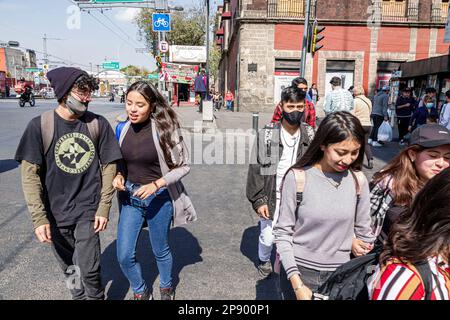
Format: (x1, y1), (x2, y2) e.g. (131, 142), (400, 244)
(54, 132), (95, 174)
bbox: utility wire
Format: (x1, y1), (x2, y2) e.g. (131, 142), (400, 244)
(87, 10), (139, 50)
(100, 10), (143, 48)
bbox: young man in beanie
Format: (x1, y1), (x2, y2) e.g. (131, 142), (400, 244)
(15, 67), (122, 300)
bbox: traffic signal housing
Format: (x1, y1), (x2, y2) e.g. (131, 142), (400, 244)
(311, 21), (325, 55)
(155, 55), (162, 68)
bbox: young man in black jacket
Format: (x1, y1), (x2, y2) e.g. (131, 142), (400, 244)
(246, 87), (314, 278)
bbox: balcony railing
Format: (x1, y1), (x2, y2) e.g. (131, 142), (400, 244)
(431, 1), (449, 23)
(267, 0), (305, 19)
(381, 1), (408, 22)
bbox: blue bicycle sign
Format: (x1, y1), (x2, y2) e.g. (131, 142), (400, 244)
(152, 13), (171, 32)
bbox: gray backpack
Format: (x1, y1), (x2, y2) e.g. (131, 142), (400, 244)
(40, 110), (99, 155)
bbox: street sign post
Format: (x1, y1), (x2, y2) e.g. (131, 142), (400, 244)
(148, 73), (158, 80)
(102, 61), (120, 70)
(26, 68), (42, 73)
(159, 41), (169, 53)
(152, 13), (171, 32)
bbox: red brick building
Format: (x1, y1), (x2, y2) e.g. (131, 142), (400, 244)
(215, 0), (450, 112)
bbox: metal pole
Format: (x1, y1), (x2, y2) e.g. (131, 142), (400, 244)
(158, 31), (161, 92)
(252, 112), (259, 132)
(162, 31), (166, 94)
(43, 34), (49, 89)
(300, 0), (311, 77)
(205, 0), (210, 100)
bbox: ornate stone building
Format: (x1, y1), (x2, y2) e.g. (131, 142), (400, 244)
(215, 0), (449, 112)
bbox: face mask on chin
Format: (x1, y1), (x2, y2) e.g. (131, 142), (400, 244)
(282, 110), (304, 126)
(65, 94), (88, 116)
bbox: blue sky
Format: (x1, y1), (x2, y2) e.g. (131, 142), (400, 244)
(0, 0), (220, 72)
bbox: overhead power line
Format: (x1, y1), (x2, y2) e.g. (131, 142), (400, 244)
(100, 10), (143, 48)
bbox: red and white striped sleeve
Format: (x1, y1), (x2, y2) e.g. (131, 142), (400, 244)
(370, 263), (427, 300)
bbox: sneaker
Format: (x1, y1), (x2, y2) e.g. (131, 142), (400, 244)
(368, 139), (373, 145)
(132, 288), (153, 300)
(258, 260), (273, 278)
(372, 141), (383, 147)
(160, 287), (175, 300)
(399, 140), (406, 146)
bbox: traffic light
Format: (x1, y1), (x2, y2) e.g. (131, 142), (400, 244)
(155, 55), (162, 68)
(311, 21), (325, 55)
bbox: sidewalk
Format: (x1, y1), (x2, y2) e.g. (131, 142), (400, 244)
(174, 106), (273, 131)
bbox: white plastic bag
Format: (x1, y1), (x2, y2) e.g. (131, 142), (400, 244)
(377, 121), (392, 142)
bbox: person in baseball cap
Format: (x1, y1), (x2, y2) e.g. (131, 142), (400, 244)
(369, 123), (450, 242)
(409, 123), (450, 148)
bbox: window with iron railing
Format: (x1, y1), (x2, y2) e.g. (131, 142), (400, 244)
(381, 0), (408, 22)
(443, 0), (450, 17)
(432, 0), (449, 23)
(267, 0), (305, 18)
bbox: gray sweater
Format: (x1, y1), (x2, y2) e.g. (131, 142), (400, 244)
(273, 167), (375, 280)
(372, 91), (389, 117)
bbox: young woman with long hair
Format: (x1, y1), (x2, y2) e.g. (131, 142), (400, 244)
(112, 81), (196, 300)
(274, 111), (375, 300)
(368, 168), (450, 300)
(369, 124), (450, 244)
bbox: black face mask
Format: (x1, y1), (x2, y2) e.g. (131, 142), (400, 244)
(282, 111), (304, 126)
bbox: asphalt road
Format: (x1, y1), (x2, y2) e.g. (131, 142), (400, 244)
(0, 99), (400, 300)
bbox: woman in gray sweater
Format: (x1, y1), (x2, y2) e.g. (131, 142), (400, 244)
(273, 111), (376, 300)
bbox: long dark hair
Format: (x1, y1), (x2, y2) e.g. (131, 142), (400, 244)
(380, 168), (450, 265)
(372, 145), (426, 207)
(292, 111), (365, 171)
(126, 81), (182, 169)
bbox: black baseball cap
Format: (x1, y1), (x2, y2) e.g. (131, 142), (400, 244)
(409, 124), (450, 148)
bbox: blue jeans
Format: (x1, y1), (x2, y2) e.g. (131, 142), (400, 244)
(117, 181), (174, 294)
(226, 101), (233, 110)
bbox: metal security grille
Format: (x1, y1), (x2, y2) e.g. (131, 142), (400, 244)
(267, 0), (305, 18)
(431, 0), (449, 23)
(381, 0), (408, 22)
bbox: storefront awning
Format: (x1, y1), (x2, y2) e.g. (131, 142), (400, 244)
(400, 54), (450, 78)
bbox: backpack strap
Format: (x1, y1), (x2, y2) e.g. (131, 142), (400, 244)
(292, 168), (306, 208)
(115, 121), (126, 142)
(350, 170), (366, 203)
(84, 111), (99, 148)
(414, 261), (433, 300)
(41, 110), (55, 155)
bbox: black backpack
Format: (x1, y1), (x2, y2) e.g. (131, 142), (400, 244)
(312, 249), (380, 300)
(312, 246), (433, 300)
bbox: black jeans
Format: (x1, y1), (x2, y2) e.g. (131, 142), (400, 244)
(397, 117), (411, 141)
(51, 220), (104, 300)
(370, 114), (385, 142)
(279, 264), (334, 300)
(362, 126), (373, 161)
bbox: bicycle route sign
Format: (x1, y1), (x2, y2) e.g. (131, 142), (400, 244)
(152, 13), (171, 32)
